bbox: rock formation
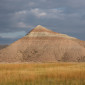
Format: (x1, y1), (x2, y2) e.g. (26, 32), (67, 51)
(0, 25), (85, 62)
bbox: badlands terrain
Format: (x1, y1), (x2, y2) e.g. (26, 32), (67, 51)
(0, 25), (85, 62)
(0, 25), (85, 85)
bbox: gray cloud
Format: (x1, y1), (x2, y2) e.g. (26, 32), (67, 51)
(0, 0), (85, 44)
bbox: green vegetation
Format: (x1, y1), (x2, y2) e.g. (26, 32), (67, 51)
(0, 63), (85, 85)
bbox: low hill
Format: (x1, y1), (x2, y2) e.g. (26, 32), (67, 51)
(0, 45), (8, 50)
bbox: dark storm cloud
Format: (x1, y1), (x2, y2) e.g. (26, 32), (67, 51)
(0, 0), (85, 44)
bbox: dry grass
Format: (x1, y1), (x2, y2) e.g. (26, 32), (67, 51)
(0, 63), (85, 85)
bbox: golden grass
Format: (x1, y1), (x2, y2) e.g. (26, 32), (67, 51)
(0, 63), (85, 85)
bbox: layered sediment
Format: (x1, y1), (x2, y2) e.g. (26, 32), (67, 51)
(0, 25), (85, 62)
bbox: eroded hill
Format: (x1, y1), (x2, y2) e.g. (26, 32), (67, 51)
(0, 25), (85, 62)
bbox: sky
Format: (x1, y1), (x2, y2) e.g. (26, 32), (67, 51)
(0, 0), (85, 44)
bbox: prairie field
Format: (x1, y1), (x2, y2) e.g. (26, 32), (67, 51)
(0, 63), (85, 85)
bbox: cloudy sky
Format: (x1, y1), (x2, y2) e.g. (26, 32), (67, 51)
(0, 0), (85, 44)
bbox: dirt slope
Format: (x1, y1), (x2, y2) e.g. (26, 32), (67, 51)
(0, 25), (85, 62)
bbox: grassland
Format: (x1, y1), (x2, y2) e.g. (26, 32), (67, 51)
(0, 63), (85, 85)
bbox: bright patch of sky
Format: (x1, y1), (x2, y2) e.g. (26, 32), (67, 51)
(0, 31), (26, 38)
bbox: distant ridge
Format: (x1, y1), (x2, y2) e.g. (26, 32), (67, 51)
(0, 45), (8, 50)
(0, 25), (85, 62)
